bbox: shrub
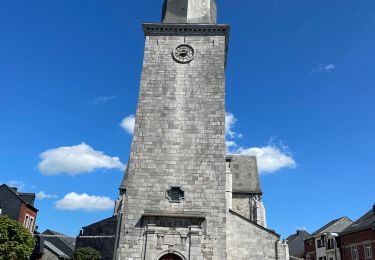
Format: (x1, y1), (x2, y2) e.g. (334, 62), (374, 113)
(0, 216), (35, 260)
(72, 247), (101, 260)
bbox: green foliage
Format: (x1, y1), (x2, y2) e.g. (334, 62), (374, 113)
(73, 247), (101, 260)
(0, 216), (35, 260)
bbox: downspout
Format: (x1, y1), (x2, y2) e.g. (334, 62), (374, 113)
(114, 192), (125, 260)
(275, 239), (279, 260)
(225, 160), (232, 211)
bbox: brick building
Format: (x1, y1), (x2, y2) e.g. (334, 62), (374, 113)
(340, 205), (375, 260)
(304, 216), (353, 260)
(0, 184), (38, 232)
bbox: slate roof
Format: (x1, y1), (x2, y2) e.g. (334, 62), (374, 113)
(0, 184), (38, 211)
(19, 193), (35, 206)
(311, 216), (353, 236)
(286, 230), (310, 257)
(44, 240), (69, 259)
(341, 206), (375, 235)
(227, 155), (261, 193)
(42, 229), (76, 257)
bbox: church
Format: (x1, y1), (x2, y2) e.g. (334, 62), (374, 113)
(113, 1), (289, 259)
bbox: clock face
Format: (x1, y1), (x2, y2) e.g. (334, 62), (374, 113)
(172, 44), (195, 63)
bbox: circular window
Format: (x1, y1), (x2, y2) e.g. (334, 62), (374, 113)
(172, 44), (195, 63)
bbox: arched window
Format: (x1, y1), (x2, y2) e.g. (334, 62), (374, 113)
(159, 253), (183, 260)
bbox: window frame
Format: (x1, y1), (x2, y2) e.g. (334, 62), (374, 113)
(351, 246), (359, 260)
(23, 214), (30, 228)
(364, 242), (372, 259)
(317, 238), (325, 248)
(29, 217), (34, 232)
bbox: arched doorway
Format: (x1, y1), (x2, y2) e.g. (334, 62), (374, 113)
(159, 253), (183, 260)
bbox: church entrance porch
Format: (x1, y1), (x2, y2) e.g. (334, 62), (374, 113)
(159, 253), (183, 260)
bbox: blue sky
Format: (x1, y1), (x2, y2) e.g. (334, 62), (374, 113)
(1, 0), (375, 238)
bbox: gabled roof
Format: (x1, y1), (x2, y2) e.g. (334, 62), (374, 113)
(81, 215), (117, 231)
(341, 206), (375, 235)
(287, 230), (310, 257)
(42, 229), (76, 256)
(44, 240), (69, 259)
(227, 155), (262, 193)
(312, 216), (353, 235)
(19, 193), (35, 206)
(0, 184), (38, 212)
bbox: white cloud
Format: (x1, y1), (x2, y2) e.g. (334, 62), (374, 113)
(235, 145), (296, 174)
(311, 64), (336, 74)
(120, 114), (135, 135)
(324, 64), (335, 73)
(295, 226), (308, 232)
(36, 191), (58, 200)
(92, 96), (116, 105)
(225, 112), (237, 138)
(38, 143), (125, 176)
(6, 180), (26, 191)
(55, 192), (114, 211)
(225, 141), (238, 148)
(225, 111), (296, 174)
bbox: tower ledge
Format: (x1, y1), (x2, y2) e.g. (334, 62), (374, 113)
(142, 23), (230, 66)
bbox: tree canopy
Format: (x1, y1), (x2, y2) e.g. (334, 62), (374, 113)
(0, 216), (35, 260)
(73, 247), (101, 260)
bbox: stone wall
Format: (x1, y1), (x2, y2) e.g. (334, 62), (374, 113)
(232, 194), (251, 220)
(227, 210), (289, 260)
(42, 247), (59, 260)
(76, 216), (117, 260)
(116, 28), (228, 260)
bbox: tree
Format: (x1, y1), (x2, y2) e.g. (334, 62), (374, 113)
(73, 247), (101, 260)
(0, 216), (35, 260)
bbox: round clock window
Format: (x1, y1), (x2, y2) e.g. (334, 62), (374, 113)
(172, 44), (195, 63)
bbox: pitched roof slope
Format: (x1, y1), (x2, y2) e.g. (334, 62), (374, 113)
(287, 230), (310, 257)
(228, 155), (261, 193)
(0, 184), (38, 211)
(18, 193), (35, 206)
(341, 206), (375, 235)
(44, 240), (69, 259)
(42, 229), (76, 257)
(312, 216), (353, 235)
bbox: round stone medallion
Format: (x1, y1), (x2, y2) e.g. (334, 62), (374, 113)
(172, 44), (195, 63)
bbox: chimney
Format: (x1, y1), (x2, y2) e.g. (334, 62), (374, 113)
(10, 187), (18, 192)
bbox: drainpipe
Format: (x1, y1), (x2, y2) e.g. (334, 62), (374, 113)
(275, 239), (279, 260)
(114, 192), (126, 260)
(225, 160), (232, 211)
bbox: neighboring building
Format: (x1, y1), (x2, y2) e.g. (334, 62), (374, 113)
(229, 155), (267, 227)
(75, 216), (117, 260)
(287, 230), (310, 259)
(113, 0), (289, 259)
(305, 217), (353, 260)
(41, 229), (76, 260)
(340, 205), (375, 260)
(0, 184), (38, 232)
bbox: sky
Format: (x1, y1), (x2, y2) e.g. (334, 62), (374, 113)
(0, 0), (375, 239)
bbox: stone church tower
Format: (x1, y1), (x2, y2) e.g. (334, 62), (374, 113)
(114, 1), (289, 259)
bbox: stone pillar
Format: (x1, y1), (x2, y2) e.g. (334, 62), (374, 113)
(276, 239), (290, 260)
